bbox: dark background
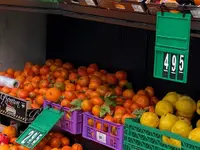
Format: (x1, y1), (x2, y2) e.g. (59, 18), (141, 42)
(46, 14), (200, 100)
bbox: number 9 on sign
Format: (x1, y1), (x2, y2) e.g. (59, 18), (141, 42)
(162, 53), (185, 80)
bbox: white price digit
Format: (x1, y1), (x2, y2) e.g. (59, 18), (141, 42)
(32, 133), (43, 145)
(171, 55), (176, 72)
(164, 53), (169, 70)
(96, 131), (106, 144)
(21, 130), (35, 144)
(179, 55), (184, 72)
(27, 132), (38, 144)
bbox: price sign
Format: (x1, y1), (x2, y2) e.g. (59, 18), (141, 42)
(154, 12), (191, 83)
(16, 107), (64, 149)
(131, 4), (144, 13)
(96, 131), (106, 144)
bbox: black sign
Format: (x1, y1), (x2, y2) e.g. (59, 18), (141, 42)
(0, 92), (42, 123)
(170, 53), (176, 79)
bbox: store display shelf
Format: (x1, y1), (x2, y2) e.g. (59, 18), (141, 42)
(1, 1), (200, 36)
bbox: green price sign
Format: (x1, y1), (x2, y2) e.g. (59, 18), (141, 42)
(153, 12), (191, 83)
(16, 107), (64, 149)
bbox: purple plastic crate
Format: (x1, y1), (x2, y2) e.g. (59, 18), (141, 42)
(82, 112), (124, 150)
(43, 100), (83, 135)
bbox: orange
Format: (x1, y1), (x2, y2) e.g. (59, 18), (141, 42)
(106, 73), (117, 85)
(131, 103), (140, 112)
(145, 86), (154, 97)
(69, 73), (78, 83)
(50, 137), (62, 148)
(96, 85), (108, 96)
(88, 118), (94, 126)
(78, 76), (89, 87)
(2, 125), (17, 139)
(53, 132), (64, 138)
(39, 79), (49, 88)
(89, 82), (100, 90)
(7, 68), (15, 76)
(96, 122), (108, 132)
(104, 115), (114, 127)
(61, 137), (70, 146)
(123, 89), (135, 99)
(114, 106), (126, 115)
(123, 100), (133, 110)
(114, 86), (122, 96)
(24, 62), (33, 69)
(151, 96), (159, 105)
(71, 143), (83, 150)
(65, 83), (76, 91)
(36, 95), (44, 106)
(121, 114), (134, 124)
(115, 70), (127, 80)
(81, 100), (93, 112)
(118, 80), (128, 87)
(77, 93), (86, 100)
(1, 87), (11, 94)
(46, 88), (62, 102)
(14, 71), (22, 78)
(15, 76), (26, 84)
(9, 145), (18, 150)
(61, 99), (71, 108)
(62, 146), (72, 150)
(137, 90), (148, 96)
(63, 62), (74, 70)
(63, 91), (77, 101)
(91, 97), (104, 106)
(113, 113), (123, 124)
(89, 91), (100, 98)
(135, 95), (150, 108)
(17, 89), (29, 99)
(0, 144), (9, 150)
(132, 94), (140, 102)
(24, 83), (34, 92)
(92, 105), (101, 117)
(32, 65), (40, 75)
(44, 145), (52, 150)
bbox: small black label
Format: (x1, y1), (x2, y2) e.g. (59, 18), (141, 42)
(163, 52), (169, 78)
(177, 54), (184, 80)
(170, 54), (176, 79)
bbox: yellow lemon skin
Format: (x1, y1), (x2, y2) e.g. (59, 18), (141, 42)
(155, 100), (173, 117)
(163, 92), (179, 108)
(171, 120), (192, 138)
(140, 112), (159, 128)
(159, 113), (178, 131)
(188, 128), (200, 142)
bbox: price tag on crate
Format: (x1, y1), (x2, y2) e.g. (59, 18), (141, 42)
(96, 131), (106, 144)
(154, 12), (191, 83)
(16, 107), (64, 149)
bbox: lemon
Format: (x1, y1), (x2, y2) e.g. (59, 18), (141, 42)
(140, 112), (159, 128)
(176, 111), (193, 119)
(176, 96), (196, 115)
(188, 128), (200, 142)
(163, 92), (179, 107)
(170, 138), (181, 148)
(159, 113), (178, 131)
(177, 116), (191, 126)
(162, 136), (170, 144)
(196, 119), (200, 128)
(171, 120), (192, 138)
(155, 100), (173, 116)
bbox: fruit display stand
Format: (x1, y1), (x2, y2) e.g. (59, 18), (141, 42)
(1, 0), (200, 150)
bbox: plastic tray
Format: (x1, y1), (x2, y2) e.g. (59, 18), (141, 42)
(82, 112), (124, 150)
(124, 119), (200, 150)
(43, 100), (83, 134)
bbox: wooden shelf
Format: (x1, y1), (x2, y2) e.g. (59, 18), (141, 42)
(1, 0), (200, 37)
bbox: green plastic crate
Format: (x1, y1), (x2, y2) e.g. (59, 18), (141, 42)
(124, 119), (200, 150)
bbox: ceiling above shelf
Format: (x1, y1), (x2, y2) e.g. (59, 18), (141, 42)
(1, 0), (200, 37)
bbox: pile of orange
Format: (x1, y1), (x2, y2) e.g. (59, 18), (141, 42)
(0, 59), (159, 121)
(0, 131), (83, 150)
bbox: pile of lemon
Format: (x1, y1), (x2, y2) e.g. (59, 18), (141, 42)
(140, 92), (200, 148)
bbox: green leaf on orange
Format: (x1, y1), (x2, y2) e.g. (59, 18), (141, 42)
(69, 99), (82, 112)
(100, 105), (111, 118)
